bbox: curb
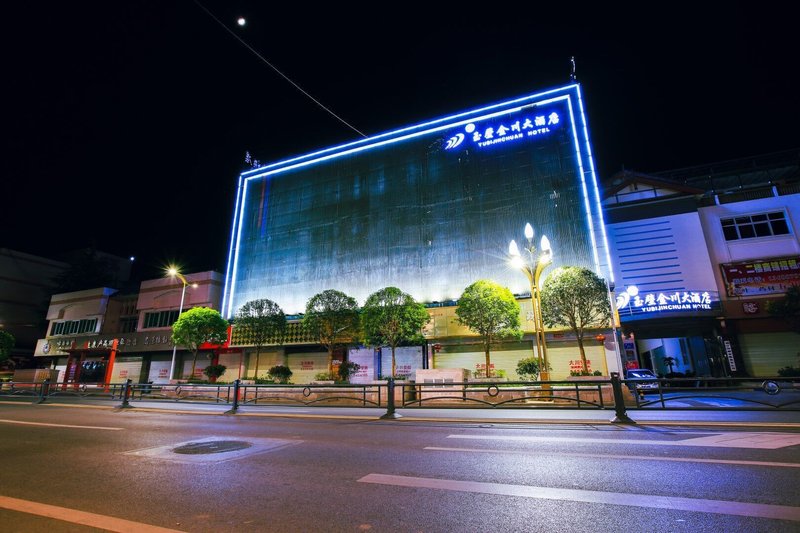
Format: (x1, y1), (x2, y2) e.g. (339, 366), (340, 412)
(4, 400), (800, 428)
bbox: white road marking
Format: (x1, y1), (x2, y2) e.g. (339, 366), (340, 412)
(425, 446), (800, 468)
(447, 431), (800, 449)
(358, 473), (800, 522)
(0, 494), (185, 532)
(0, 419), (123, 431)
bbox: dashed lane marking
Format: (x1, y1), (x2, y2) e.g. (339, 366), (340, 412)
(447, 431), (800, 449)
(425, 446), (800, 468)
(0, 419), (123, 430)
(0, 495), (185, 532)
(358, 473), (800, 521)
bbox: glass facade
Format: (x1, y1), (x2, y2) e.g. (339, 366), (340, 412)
(223, 84), (611, 316)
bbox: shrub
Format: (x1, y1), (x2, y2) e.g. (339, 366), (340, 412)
(268, 365), (293, 384)
(777, 366), (800, 377)
(337, 361), (361, 382)
(570, 369), (603, 377)
(202, 364), (227, 380)
(314, 371), (336, 381)
(516, 357), (541, 381)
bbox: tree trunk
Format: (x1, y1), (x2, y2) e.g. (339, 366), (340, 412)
(391, 345), (396, 378)
(190, 351), (199, 380)
(253, 348), (261, 379)
(485, 344), (492, 378)
(577, 337), (588, 373)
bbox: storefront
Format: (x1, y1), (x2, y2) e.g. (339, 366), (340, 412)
(616, 287), (734, 377)
(34, 332), (178, 385)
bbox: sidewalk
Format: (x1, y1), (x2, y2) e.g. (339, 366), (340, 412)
(20, 398), (800, 428)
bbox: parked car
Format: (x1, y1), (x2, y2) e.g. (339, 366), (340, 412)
(624, 368), (660, 394)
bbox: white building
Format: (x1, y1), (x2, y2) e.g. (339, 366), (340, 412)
(603, 149), (800, 377)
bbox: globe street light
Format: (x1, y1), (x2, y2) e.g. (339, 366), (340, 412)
(509, 223), (553, 381)
(167, 267), (197, 381)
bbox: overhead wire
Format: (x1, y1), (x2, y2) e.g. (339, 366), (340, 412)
(192, 0), (367, 139)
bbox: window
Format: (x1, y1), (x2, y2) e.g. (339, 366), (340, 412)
(51, 318), (98, 336)
(119, 316), (138, 333)
(721, 211), (791, 241)
(143, 310), (180, 329)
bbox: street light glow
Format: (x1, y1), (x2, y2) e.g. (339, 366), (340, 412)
(509, 223), (554, 382)
(524, 223), (534, 240)
(237, 17), (246, 26)
(541, 235), (551, 254)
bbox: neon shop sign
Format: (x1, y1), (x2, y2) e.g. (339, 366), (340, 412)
(616, 286), (718, 315)
(444, 109), (561, 151)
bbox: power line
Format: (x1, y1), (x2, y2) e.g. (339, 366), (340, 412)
(192, 0), (367, 138)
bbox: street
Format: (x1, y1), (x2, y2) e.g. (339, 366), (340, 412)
(1, 402), (799, 532)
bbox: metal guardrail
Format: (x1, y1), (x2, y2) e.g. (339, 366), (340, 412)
(2, 374), (798, 419)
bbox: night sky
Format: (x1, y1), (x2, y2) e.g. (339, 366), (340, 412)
(3, 2), (798, 282)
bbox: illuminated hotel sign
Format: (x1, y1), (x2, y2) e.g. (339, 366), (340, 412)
(617, 287), (719, 318)
(445, 108), (561, 150)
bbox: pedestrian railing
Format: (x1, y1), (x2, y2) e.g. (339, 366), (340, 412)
(2, 374), (798, 419)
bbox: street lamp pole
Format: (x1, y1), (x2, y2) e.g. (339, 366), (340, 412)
(167, 267), (195, 381)
(509, 223), (553, 381)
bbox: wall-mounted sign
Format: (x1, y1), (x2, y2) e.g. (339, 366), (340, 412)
(721, 256), (800, 297)
(742, 302), (760, 314)
(444, 107), (562, 151)
(617, 288), (719, 317)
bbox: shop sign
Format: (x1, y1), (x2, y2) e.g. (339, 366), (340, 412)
(444, 107), (562, 151)
(721, 257), (800, 296)
(569, 360), (592, 372)
(617, 289), (719, 316)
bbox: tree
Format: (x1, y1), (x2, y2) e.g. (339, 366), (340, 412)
(765, 285), (800, 333)
(540, 266), (611, 373)
(0, 330), (15, 368)
(361, 287), (430, 378)
(171, 307), (229, 380)
(455, 280), (522, 378)
(302, 290), (360, 372)
(235, 299), (287, 379)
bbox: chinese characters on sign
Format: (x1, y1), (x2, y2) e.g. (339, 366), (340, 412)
(721, 257), (800, 296)
(569, 360), (592, 372)
(616, 290), (717, 316)
(444, 109), (561, 151)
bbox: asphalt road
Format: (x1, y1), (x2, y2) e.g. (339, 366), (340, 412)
(1, 403), (799, 532)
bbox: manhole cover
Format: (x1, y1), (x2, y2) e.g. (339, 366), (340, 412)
(173, 440), (252, 455)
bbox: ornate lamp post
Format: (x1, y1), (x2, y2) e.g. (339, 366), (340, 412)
(167, 267), (197, 381)
(509, 223), (553, 381)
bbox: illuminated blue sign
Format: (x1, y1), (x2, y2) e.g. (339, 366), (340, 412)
(445, 109), (561, 151)
(617, 287), (720, 319)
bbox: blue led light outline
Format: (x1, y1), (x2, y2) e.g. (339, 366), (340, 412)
(221, 174), (244, 315)
(241, 84), (580, 178)
(242, 95), (570, 183)
(565, 95), (602, 277)
(575, 84), (615, 283)
(222, 83), (608, 317)
(226, 181), (251, 317)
